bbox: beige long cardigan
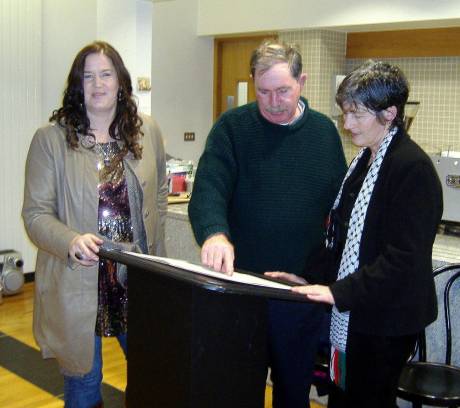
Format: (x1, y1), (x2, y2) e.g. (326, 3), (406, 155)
(22, 114), (168, 375)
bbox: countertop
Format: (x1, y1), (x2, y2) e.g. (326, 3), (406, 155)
(168, 203), (460, 267)
(167, 203), (460, 265)
(432, 233), (460, 265)
(167, 202), (190, 220)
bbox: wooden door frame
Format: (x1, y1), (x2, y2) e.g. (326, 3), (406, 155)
(213, 34), (278, 120)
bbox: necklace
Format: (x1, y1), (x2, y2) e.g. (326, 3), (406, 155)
(95, 141), (120, 164)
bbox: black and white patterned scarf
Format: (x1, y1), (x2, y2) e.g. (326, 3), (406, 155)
(328, 126), (397, 353)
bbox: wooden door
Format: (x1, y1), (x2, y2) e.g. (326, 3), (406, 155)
(213, 35), (277, 120)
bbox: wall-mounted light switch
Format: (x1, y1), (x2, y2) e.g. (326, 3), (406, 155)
(184, 132), (195, 141)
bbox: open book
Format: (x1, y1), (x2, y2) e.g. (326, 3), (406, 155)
(123, 251), (292, 291)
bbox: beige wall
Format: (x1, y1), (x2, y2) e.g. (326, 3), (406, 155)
(151, 0), (214, 163)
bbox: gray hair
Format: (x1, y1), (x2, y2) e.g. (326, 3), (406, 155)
(250, 40), (303, 80)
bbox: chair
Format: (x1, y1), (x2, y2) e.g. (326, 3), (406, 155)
(398, 263), (460, 408)
(312, 346), (331, 396)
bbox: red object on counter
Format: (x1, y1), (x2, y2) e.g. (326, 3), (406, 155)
(171, 174), (187, 193)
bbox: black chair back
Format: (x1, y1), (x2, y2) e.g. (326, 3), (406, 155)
(397, 263), (460, 408)
(432, 264), (460, 366)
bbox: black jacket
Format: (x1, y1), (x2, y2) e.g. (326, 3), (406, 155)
(307, 130), (443, 337)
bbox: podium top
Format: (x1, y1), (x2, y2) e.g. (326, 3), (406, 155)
(99, 248), (310, 302)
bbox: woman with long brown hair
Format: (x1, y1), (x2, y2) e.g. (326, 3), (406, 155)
(22, 41), (168, 407)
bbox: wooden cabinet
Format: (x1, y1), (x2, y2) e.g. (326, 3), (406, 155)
(347, 27), (460, 58)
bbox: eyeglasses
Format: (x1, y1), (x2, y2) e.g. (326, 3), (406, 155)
(342, 109), (376, 122)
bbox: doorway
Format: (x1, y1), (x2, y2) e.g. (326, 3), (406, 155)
(213, 34), (278, 120)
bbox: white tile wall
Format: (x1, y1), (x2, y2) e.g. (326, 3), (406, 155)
(347, 57), (460, 158)
(279, 30), (460, 163)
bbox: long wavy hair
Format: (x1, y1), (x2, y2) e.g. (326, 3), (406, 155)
(50, 41), (143, 159)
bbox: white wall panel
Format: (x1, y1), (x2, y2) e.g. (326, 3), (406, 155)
(151, 0), (213, 163)
(41, 0), (97, 122)
(197, 0), (460, 36)
(0, 0), (42, 272)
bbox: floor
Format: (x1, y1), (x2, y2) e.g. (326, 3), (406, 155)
(0, 282), (324, 407)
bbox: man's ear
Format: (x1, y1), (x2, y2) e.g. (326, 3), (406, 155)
(298, 73), (307, 88)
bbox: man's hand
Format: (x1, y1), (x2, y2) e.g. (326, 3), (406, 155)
(201, 233), (235, 275)
(291, 284), (335, 305)
(69, 233), (103, 266)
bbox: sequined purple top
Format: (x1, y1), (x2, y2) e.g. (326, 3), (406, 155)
(95, 142), (132, 337)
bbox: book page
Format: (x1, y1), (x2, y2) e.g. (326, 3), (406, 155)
(124, 252), (292, 290)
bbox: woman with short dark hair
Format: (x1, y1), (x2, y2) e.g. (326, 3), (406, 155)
(267, 60), (443, 408)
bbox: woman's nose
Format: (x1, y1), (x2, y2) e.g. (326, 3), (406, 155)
(343, 114), (353, 129)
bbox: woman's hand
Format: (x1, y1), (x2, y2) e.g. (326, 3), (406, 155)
(291, 284), (335, 305)
(69, 233), (103, 266)
(264, 271), (308, 285)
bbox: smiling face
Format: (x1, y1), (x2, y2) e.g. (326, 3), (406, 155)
(254, 62), (306, 125)
(342, 102), (395, 156)
(83, 52), (119, 118)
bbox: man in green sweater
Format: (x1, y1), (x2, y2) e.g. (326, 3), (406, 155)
(189, 40), (347, 408)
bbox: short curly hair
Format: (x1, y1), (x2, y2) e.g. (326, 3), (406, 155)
(336, 60), (409, 130)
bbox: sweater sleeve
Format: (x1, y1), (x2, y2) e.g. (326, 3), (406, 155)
(188, 117), (237, 246)
(330, 159), (442, 312)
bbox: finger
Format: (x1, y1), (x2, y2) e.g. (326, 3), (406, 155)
(79, 258), (98, 267)
(291, 286), (311, 295)
(83, 236), (102, 256)
(264, 271), (284, 278)
(222, 249), (234, 275)
(202, 245), (215, 269)
(201, 246), (209, 266)
(74, 249), (98, 263)
(212, 250), (224, 273)
(201, 240), (217, 266)
(88, 234), (104, 249)
(86, 245), (100, 260)
(80, 245), (97, 261)
(291, 287), (320, 302)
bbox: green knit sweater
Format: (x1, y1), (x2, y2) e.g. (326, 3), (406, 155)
(189, 97), (347, 276)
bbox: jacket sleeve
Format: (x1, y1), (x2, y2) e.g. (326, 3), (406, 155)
(141, 115), (168, 256)
(188, 118), (237, 246)
(153, 120), (168, 256)
(330, 159), (442, 312)
(22, 128), (79, 262)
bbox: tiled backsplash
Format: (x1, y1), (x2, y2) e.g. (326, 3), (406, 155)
(280, 30), (460, 163)
(280, 30), (346, 116)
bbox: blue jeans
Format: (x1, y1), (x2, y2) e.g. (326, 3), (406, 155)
(63, 334), (127, 408)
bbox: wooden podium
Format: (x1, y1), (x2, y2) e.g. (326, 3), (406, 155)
(100, 248), (307, 408)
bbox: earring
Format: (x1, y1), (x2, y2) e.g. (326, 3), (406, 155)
(118, 89), (123, 102)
